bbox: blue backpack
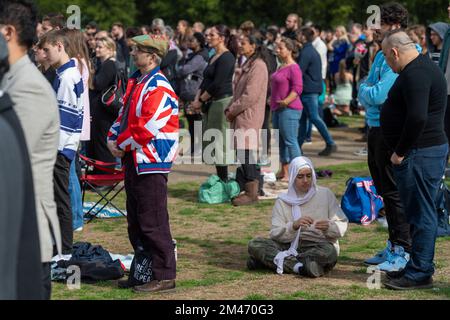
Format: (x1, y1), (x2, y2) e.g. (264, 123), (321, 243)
(341, 177), (384, 225)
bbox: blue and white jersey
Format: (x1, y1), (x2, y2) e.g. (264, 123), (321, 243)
(53, 58), (84, 161)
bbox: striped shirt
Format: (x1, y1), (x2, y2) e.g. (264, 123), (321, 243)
(52, 59), (84, 161)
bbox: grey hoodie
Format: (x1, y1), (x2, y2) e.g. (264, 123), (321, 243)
(427, 22), (450, 53)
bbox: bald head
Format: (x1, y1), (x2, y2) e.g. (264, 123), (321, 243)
(382, 31), (416, 53)
(382, 30), (419, 73)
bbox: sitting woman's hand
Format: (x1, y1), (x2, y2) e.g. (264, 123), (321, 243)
(314, 220), (330, 232)
(293, 216), (314, 230)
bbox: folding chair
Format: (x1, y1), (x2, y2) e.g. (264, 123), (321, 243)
(79, 154), (126, 223)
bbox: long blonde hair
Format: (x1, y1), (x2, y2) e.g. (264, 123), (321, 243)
(335, 25), (349, 43)
(96, 36), (117, 59)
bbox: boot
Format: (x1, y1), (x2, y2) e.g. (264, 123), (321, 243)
(133, 279), (176, 293)
(232, 180), (259, 206)
(276, 163), (289, 181)
(318, 144), (337, 156)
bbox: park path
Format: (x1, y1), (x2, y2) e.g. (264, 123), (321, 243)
(169, 125), (367, 185)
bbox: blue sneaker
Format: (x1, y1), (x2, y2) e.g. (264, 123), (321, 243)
(376, 245), (410, 272)
(364, 241), (392, 265)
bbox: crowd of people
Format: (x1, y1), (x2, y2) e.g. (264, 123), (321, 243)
(0, 0), (450, 298)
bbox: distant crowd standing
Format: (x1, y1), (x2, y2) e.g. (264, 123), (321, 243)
(1, 0), (450, 298)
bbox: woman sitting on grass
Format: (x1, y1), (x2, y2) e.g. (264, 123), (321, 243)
(247, 156), (348, 277)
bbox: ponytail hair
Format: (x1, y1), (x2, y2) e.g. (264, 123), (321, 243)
(213, 24), (239, 57)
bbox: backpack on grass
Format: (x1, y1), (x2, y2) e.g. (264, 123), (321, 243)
(341, 177), (384, 225)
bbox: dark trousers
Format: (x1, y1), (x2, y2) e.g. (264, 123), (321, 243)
(367, 127), (411, 252)
(261, 103), (271, 156)
(87, 118), (116, 173)
(124, 154), (176, 280)
(54, 154), (73, 254)
(216, 166), (228, 182)
(186, 113), (202, 155)
(236, 149), (260, 190)
(42, 263), (51, 300)
(446, 96), (450, 152)
(392, 144), (448, 281)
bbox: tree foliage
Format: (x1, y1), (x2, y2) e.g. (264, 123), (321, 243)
(35, 0), (449, 31)
(35, 0), (137, 30)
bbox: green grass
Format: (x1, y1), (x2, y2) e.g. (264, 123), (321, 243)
(52, 161), (450, 300)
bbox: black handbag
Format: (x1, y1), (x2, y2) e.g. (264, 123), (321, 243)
(101, 67), (127, 115)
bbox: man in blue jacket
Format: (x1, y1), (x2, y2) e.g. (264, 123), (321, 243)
(297, 27), (337, 156)
(358, 2), (416, 272)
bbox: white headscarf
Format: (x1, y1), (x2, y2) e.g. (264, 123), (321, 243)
(274, 156), (318, 274)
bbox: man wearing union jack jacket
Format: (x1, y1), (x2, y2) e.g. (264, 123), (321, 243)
(107, 34), (179, 293)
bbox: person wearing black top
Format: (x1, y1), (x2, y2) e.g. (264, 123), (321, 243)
(192, 25), (237, 182)
(111, 22), (130, 71)
(88, 37), (121, 167)
(380, 31), (448, 291)
(177, 33), (209, 156)
(282, 13), (301, 41)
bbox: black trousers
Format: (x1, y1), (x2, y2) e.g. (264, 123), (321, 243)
(53, 154), (73, 254)
(124, 154), (176, 280)
(216, 166), (228, 182)
(367, 127), (411, 252)
(87, 117), (116, 172)
(261, 103), (271, 156)
(235, 149), (260, 187)
(42, 263), (51, 300)
(445, 96), (450, 152)
(186, 113), (202, 155)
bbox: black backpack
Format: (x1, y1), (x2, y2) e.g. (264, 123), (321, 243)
(436, 179), (450, 237)
(58, 242), (125, 282)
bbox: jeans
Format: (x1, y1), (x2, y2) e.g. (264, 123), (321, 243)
(69, 158), (83, 230)
(305, 120), (312, 141)
(298, 93), (335, 148)
(272, 107), (302, 164)
(392, 143), (448, 282)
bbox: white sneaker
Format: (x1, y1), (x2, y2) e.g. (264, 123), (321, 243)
(354, 148), (368, 156)
(74, 227), (83, 232)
